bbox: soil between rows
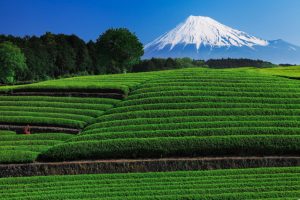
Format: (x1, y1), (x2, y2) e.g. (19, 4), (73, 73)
(1, 156), (299, 178)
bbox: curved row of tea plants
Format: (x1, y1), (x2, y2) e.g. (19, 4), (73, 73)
(40, 68), (300, 161)
(0, 96), (121, 129)
(225, 66), (300, 79)
(0, 167), (299, 199)
(0, 71), (160, 95)
(0, 130), (72, 163)
(0, 70), (166, 164)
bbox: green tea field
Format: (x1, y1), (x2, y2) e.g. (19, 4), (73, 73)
(38, 67), (300, 161)
(2, 2), (300, 198)
(0, 66), (300, 199)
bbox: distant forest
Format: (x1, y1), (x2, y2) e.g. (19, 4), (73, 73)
(0, 32), (279, 83)
(0, 33), (103, 81)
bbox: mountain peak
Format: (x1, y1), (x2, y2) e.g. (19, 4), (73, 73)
(186, 15), (215, 22)
(143, 16), (300, 64)
(145, 16), (268, 51)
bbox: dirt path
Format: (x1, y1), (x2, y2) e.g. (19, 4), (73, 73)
(1, 156), (299, 177)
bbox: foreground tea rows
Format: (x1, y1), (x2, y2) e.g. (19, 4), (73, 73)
(0, 167), (299, 199)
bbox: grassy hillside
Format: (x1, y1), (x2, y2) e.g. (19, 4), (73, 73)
(256, 66), (300, 78)
(224, 66), (300, 78)
(0, 66), (299, 199)
(0, 66), (299, 163)
(38, 67), (300, 161)
(0, 167), (299, 199)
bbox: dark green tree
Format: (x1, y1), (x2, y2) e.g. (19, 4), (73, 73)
(96, 28), (144, 73)
(87, 40), (106, 74)
(68, 35), (92, 73)
(0, 42), (27, 84)
(165, 58), (177, 69)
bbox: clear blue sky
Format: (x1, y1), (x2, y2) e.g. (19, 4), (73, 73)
(0, 0), (299, 46)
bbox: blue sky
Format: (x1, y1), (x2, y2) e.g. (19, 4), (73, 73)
(0, 0), (299, 45)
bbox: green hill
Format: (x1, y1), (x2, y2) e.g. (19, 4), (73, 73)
(0, 66), (300, 199)
(37, 67), (300, 161)
(0, 66), (300, 163)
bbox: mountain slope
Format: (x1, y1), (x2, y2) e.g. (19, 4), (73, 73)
(144, 16), (300, 64)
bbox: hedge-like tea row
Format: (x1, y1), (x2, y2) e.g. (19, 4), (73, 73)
(0, 96), (121, 105)
(83, 121), (300, 134)
(0, 132), (73, 163)
(120, 96), (300, 106)
(131, 85), (300, 95)
(91, 108), (300, 123)
(39, 135), (300, 161)
(0, 116), (85, 128)
(0, 151), (39, 164)
(0, 145), (51, 152)
(0, 101), (113, 110)
(0, 106), (104, 117)
(140, 81), (300, 89)
(105, 102), (300, 114)
(0, 111), (93, 122)
(0, 133), (72, 141)
(85, 116), (300, 129)
(74, 127), (300, 141)
(0, 96), (120, 129)
(0, 130), (15, 135)
(127, 90), (300, 100)
(0, 70), (161, 95)
(0, 167), (299, 199)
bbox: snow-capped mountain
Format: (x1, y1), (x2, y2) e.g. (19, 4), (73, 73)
(144, 15), (300, 64)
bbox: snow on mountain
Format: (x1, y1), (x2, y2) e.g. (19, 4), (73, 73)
(144, 15), (300, 64)
(145, 16), (268, 50)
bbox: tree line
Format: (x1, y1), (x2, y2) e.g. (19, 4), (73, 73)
(132, 57), (205, 72)
(206, 58), (276, 68)
(0, 28), (143, 84)
(133, 58), (277, 72)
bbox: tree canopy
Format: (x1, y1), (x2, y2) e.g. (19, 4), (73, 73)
(0, 41), (27, 84)
(96, 28), (144, 73)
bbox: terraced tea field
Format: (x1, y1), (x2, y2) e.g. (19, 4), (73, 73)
(0, 96), (120, 133)
(38, 67), (300, 161)
(0, 66), (300, 199)
(0, 71), (159, 134)
(0, 167), (300, 199)
(0, 71), (161, 163)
